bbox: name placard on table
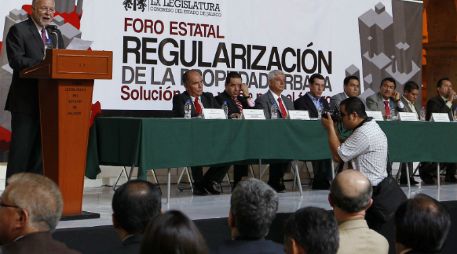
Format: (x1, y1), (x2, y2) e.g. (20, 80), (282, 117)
(242, 109), (266, 120)
(202, 108), (226, 119)
(398, 112), (419, 121)
(431, 113), (451, 122)
(288, 110), (310, 120)
(366, 111), (384, 121)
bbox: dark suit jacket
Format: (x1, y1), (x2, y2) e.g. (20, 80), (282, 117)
(365, 92), (404, 116)
(109, 234), (143, 254)
(5, 17), (64, 114)
(426, 95), (452, 121)
(254, 90), (294, 119)
(400, 96), (420, 116)
(2, 231), (80, 254)
(294, 92), (330, 118)
(172, 91), (220, 117)
(215, 91), (251, 117)
(212, 239), (284, 254)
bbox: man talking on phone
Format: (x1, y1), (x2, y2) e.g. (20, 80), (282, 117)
(5, 0), (64, 179)
(366, 77), (405, 119)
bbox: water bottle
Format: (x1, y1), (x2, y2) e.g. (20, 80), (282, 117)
(43, 38), (53, 59)
(419, 106), (426, 121)
(184, 99), (192, 119)
(222, 101), (229, 119)
(270, 103), (278, 119)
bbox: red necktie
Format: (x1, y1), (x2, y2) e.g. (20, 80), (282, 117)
(41, 28), (47, 45)
(194, 97), (202, 115)
(384, 100), (391, 118)
(278, 97), (288, 119)
(233, 97), (243, 113)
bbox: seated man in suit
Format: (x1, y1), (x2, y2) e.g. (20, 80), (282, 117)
(294, 73), (333, 189)
(0, 173), (80, 254)
(111, 180), (161, 254)
(366, 77), (405, 119)
(419, 78), (457, 184)
(215, 72), (254, 188)
(213, 178), (283, 254)
(329, 170), (388, 254)
(399, 81), (420, 185)
(255, 70), (294, 192)
(284, 207), (339, 254)
(330, 75), (361, 112)
(172, 69), (228, 195)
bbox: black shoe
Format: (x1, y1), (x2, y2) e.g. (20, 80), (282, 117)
(204, 182), (221, 195)
(193, 185), (208, 196)
(400, 177), (419, 185)
(420, 176), (436, 185)
(269, 183), (286, 193)
(445, 176), (457, 183)
(312, 180), (330, 190)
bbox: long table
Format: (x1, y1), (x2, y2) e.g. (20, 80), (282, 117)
(85, 117), (457, 179)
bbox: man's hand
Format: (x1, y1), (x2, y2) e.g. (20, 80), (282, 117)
(241, 83), (250, 97)
(392, 91), (401, 101)
(449, 89), (456, 101)
(321, 112), (334, 130)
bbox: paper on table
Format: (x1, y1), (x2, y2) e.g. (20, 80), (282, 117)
(66, 37), (93, 50)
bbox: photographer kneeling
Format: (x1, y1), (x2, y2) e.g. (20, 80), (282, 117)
(321, 97), (406, 231)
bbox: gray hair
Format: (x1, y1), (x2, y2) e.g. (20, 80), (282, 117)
(267, 70), (285, 83)
(6, 173), (63, 231)
(230, 178), (278, 238)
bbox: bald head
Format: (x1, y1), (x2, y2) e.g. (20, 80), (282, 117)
(330, 170), (372, 213)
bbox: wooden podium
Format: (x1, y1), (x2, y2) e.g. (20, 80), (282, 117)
(21, 49), (112, 217)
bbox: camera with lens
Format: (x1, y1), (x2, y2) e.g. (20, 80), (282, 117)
(321, 110), (341, 121)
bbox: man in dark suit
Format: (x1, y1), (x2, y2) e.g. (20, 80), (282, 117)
(0, 173), (80, 254)
(172, 69), (227, 195)
(215, 72), (254, 188)
(419, 78), (457, 184)
(366, 77), (405, 119)
(213, 178), (284, 254)
(111, 180), (161, 254)
(294, 73), (333, 190)
(255, 70), (294, 192)
(399, 81), (420, 185)
(5, 0), (64, 179)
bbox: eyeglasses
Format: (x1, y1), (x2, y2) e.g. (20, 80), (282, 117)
(0, 199), (21, 210)
(37, 7), (56, 13)
(340, 111), (347, 118)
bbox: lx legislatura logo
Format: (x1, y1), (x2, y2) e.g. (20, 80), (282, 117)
(123, 0), (148, 12)
(123, 0), (222, 14)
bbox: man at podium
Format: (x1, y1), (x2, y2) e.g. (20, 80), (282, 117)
(4, 0), (64, 179)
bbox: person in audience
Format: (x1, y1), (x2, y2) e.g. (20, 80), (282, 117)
(395, 194), (451, 254)
(0, 173), (79, 254)
(284, 207), (339, 254)
(172, 69), (228, 195)
(213, 178), (283, 254)
(419, 77), (457, 184)
(111, 179), (161, 254)
(366, 77), (405, 119)
(215, 71), (254, 188)
(140, 210), (208, 254)
(330, 76), (361, 112)
(255, 70), (294, 192)
(329, 170), (388, 254)
(294, 73), (332, 190)
(399, 81), (420, 185)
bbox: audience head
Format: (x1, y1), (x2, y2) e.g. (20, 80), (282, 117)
(403, 81), (420, 103)
(183, 69), (203, 97)
(284, 207), (339, 254)
(225, 72), (242, 97)
(140, 210), (208, 254)
(379, 77), (396, 99)
(0, 173), (63, 244)
(329, 170), (372, 220)
(268, 70), (286, 96)
(339, 97), (367, 130)
(395, 194), (451, 253)
(32, 0), (56, 27)
(343, 76), (360, 97)
(309, 73), (325, 97)
(229, 178), (278, 239)
(436, 78), (453, 98)
(112, 180), (161, 237)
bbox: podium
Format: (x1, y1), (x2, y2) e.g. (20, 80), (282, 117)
(21, 49), (112, 217)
